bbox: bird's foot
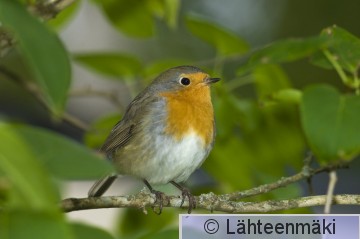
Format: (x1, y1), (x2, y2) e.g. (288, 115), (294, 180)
(170, 181), (196, 214)
(150, 189), (169, 215)
(179, 187), (196, 214)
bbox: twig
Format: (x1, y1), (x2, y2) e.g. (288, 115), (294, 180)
(62, 112), (89, 131)
(324, 171), (337, 214)
(303, 152), (315, 195)
(0, 66), (89, 131)
(61, 193), (360, 213)
(221, 162), (347, 201)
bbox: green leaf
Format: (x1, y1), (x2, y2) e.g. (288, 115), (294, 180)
(0, 210), (72, 239)
(300, 85), (360, 163)
(206, 137), (254, 190)
(136, 229), (178, 239)
(92, 0), (155, 37)
(0, 123), (59, 210)
(252, 64), (291, 100)
(162, 0), (180, 29)
(208, 90), (305, 191)
(186, 15), (249, 56)
(48, 1), (80, 29)
(84, 113), (121, 149)
(238, 36), (329, 75)
(1, 122), (113, 180)
(118, 209), (176, 238)
(74, 53), (142, 78)
(251, 64), (302, 105)
(270, 88), (303, 104)
(71, 223), (115, 239)
(92, 0), (180, 37)
(146, 0), (180, 29)
(0, 0), (71, 116)
(311, 26), (360, 74)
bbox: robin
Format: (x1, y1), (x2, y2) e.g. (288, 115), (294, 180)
(88, 65), (219, 213)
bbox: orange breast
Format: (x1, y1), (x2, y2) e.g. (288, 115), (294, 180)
(160, 85), (214, 145)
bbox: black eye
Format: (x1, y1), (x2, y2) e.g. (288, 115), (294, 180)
(180, 77), (190, 86)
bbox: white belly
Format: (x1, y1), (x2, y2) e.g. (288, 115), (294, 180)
(138, 130), (209, 184)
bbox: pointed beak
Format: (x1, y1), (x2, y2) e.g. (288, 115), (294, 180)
(205, 77), (220, 85)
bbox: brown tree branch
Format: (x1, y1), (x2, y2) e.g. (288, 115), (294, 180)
(221, 161), (348, 201)
(61, 162), (355, 214)
(61, 193), (360, 213)
(324, 171), (338, 213)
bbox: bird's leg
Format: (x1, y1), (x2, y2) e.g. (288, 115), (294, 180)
(143, 179), (168, 215)
(170, 181), (196, 214)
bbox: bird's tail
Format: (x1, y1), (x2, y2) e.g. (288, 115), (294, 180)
(88, 175), (117, 197)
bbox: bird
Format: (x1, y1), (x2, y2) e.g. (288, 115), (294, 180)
(88, 65), (219, 213)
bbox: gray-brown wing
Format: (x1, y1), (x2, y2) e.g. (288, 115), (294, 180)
(99, 91), (155, 156)
(99, 121), (135, 155)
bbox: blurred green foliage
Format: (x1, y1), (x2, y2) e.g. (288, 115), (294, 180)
(71, 222), (115, 239)
(91, 0), (180, 37)
(301, 85), (360, 163)
(0, 0), (360, 239)
(186, 15), (249, 57)
(0, 0), (71, 116)
(74, 53), (142, 79)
